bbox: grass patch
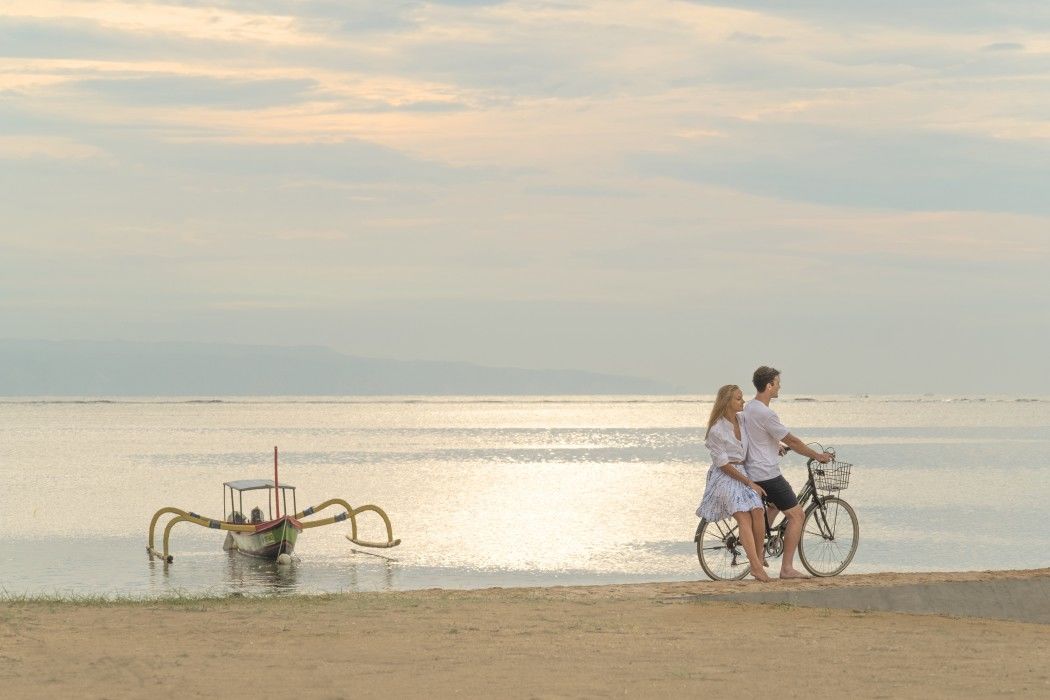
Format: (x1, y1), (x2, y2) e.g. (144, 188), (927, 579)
(0, 589), (234, 609)
(0, 588), (456, 612)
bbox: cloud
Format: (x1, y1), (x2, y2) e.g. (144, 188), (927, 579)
(687, 1), (1050, 32)
(631, 123), (1050, 215)
(983, 41), (1025, 51)
(0, 135), (105, 160)
(71, 75), (320, 108)
(123, 138), (474, 183)
(728, 31), (785, 44)
(3, 0), (1050, 390)
(0, 1), (326, 45)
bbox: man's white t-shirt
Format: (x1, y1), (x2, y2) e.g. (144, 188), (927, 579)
(742, 400), (790, 482)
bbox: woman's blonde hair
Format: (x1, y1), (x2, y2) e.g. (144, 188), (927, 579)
(705, 384), (741, 437)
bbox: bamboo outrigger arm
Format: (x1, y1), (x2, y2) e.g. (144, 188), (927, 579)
(293, 498), (401, 549)
(147, 507), (258, 563)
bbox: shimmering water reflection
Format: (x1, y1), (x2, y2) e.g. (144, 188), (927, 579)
(1, 396), (1048, 597)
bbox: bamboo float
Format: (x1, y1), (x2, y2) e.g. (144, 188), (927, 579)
(147, 447), (400, 563)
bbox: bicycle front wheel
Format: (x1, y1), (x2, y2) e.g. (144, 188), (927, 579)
(695, 517), (750, 581)
(799, 496), (859, 577)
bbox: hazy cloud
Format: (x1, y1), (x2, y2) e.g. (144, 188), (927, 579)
(2, 0), (1049, 391)
(689, 1), (1050, 32)
(983, 41), (1025, 51)
(72, 75), (320, 108)
(632, 124), (1050, 215)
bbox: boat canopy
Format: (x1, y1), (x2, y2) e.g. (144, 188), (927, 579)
(224, 479), (296, 492)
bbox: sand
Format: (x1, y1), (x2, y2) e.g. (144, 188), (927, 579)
(2, 569), (1049, 698)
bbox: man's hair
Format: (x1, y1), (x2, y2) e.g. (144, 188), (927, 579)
(752, 366), (780, 393)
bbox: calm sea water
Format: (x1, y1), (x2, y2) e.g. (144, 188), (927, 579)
(1, 395), (1048, 598)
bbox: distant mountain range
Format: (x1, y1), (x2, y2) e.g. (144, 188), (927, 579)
(0, 339), (680, 396)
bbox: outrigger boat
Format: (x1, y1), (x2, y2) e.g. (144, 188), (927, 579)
(147, 447), (400, 564)
(219, 478), (302, 559)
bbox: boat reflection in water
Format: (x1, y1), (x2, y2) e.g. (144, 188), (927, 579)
(224, 550), (301, 594)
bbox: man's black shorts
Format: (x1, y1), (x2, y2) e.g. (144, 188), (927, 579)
(755, 475), (798, 510)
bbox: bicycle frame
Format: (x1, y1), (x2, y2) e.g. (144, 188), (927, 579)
(761, 462), (835, 549)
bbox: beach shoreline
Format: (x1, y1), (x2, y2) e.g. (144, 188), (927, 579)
(2, 568), (1048, 698)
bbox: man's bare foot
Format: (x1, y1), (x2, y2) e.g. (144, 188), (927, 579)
(750, 571), (772, 582)
(779, 568), (810, 579)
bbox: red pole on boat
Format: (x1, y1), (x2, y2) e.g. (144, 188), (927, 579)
(273, 445), (280, 519)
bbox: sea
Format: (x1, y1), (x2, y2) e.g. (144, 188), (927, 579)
(1, 395), (1047, 598)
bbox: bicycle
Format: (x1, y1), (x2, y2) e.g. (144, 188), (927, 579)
(694, 446), (859, 580)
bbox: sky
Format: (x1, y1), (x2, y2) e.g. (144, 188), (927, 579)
(1, 1), (1049, 394)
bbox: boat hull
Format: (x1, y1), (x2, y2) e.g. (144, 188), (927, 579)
(228, 516), (302, 559)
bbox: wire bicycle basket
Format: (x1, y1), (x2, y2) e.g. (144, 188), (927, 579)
(811, 460), (852, 492)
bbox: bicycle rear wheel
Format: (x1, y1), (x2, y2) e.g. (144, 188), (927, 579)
(798, 496), (859, 577)
(695, 517), (750, 581)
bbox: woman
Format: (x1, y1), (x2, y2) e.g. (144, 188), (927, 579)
(696, 384), (770, 582)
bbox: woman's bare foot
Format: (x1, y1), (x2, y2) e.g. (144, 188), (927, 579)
(779, 568), (810, 579)
(751, 566), (776, 583)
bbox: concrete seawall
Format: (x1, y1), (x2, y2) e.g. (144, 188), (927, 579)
(696, 576), (1050, 623)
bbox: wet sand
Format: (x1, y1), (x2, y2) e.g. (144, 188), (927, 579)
(2, 569), (1048, 698)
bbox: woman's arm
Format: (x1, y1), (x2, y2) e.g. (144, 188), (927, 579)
(708, 426), (765, 496)
(705, 428), (730, 472)
(719, 462), (766, 497)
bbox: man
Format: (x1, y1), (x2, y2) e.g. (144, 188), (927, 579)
(742, 366), (832, 579)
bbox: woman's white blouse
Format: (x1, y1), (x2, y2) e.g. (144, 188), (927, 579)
(705, 415), (748, 469)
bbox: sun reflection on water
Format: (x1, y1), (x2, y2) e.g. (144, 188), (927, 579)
(1, 396), (1048, 596)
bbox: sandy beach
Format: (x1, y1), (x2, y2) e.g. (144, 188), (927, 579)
(2, 568), (1048, 698)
